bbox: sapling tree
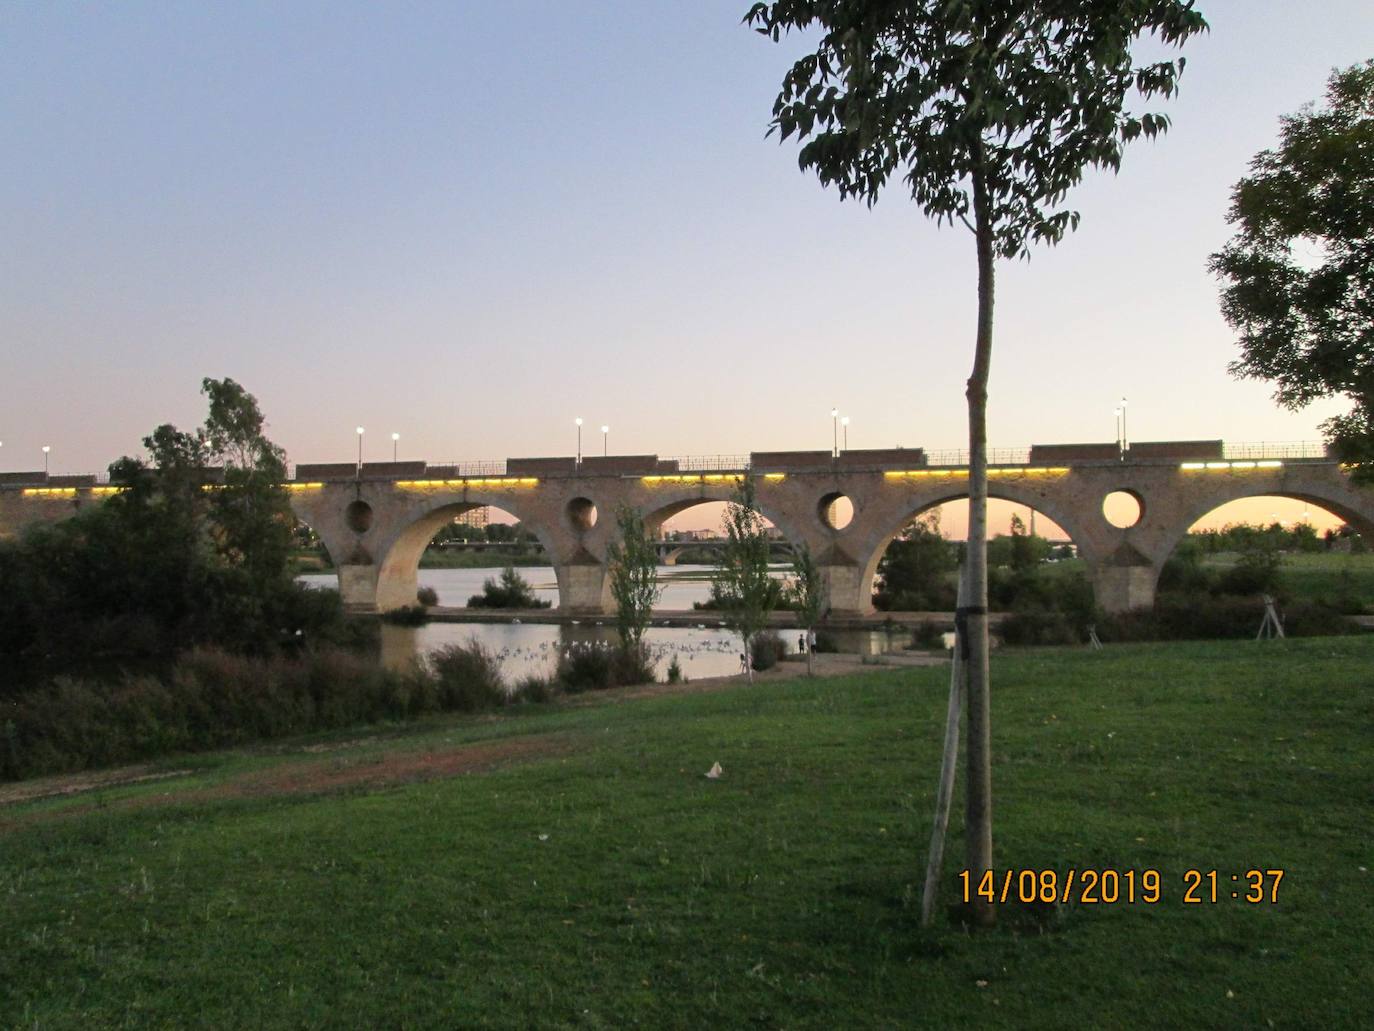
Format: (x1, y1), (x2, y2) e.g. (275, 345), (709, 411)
(711, 476), (777, 682)
(745, 0), (1207, 923)
(607, 504), (663, 656)
(788, 542), (824, 676)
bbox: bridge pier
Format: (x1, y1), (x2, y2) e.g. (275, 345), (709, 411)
(337, 563), (382, 613)
(821, 560), (875, 619)
(557, 560), (610, 615)
(1089, 562), (1159, 614)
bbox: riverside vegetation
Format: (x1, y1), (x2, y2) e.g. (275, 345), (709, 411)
(878, 512), (1370, 648)
(0, 383), (645, 782)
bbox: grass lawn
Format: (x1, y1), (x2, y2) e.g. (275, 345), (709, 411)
(2, 638), (1372, 1028)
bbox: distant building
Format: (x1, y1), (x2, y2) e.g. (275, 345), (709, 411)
(454, 506), (489, 530)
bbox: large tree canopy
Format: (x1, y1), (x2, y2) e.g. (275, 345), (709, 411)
(1210, 61), (1374, 481)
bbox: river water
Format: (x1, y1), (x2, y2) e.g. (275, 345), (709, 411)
(298, 565), (919, 682)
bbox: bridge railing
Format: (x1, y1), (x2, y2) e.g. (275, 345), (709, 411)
(403, 459), (509, 477)
(1222, 441), (1329, 461)
(921, 447), (1032, 467)
(664, 454), (752, 472)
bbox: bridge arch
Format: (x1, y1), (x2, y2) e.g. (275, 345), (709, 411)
(372, 496), (560, 612)
(1155, 486), (1374, 569)
(843, 478), (1099, 617)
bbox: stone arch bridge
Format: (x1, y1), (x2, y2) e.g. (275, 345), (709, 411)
(2, 443), (1368, 617)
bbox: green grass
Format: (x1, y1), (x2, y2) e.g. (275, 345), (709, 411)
(3, 638), (1372, 1028)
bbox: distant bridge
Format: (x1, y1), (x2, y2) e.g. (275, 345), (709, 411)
(2, 440), (1369, 617)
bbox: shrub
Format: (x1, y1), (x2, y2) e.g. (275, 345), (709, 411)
(467, 566), (551, 609)
(750, 632), (787, 672)
(416, 586), (439, 607)
(511, 674), (559, 704)
(665, 654), (684, 684)
(1097, 595), (1359, 643)
(554, 642), (654, 693)
(381, 605), (429, 626)
(997, 608), (1082, 646)
(426, 640), (507, 712)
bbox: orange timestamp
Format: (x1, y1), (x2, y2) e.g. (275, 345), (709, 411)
(958, 868), (1285, 905)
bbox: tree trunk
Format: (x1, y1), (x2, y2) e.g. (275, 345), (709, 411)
(964, 170), (996, 928)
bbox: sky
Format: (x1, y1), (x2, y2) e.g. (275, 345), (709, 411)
(3, 2), (1372, 535)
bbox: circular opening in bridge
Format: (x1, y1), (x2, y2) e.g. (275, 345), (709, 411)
(345, 500), (374, 534)
(818, 492), (854, 531)
(566, 497), (598, 532)
(1103, 490), (1143, 529)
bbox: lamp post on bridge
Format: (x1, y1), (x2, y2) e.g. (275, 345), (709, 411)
(1120, 397), (1128, 456)
(355, 427), (364, 476)
(1114, 406), (1123, 457)
(391, 432), (399, 462)
(841, 415), (849, 453)
(830, 407), (838, 458)
(601, 425), (609, 457)
(575, 418), (583, 466)
(42, 445), (50, 480)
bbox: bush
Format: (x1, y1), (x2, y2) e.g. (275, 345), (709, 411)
(381, 605), (429, 626)
(467, 566), (551, 609)
(1098, 594), (1359, 643)
(750, 632), (787, 672)
(416, 586), (439, 607)
(908, 621), (947, 650)
(511, 675), (559, 704)
(556, 644), (616, 693)
(665, 654), (684, 684)
(555, 642), (654, 693)
(426, 641), (507, 712)
(997, 608), (1082, 646)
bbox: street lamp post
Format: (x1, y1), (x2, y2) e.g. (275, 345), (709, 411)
(1120, 397), (1128, 455)
(1114, 407), (1122, 455)
(355, 427), (364, 475)
(830, 407), (838, 458)
(575, 418), (583, 466)
(601, 425), (609, 457)
(42, 445), (51, 479)
(841, 415), (849, 453)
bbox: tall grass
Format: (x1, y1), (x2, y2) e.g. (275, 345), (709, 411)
(1, 641), (529, 782)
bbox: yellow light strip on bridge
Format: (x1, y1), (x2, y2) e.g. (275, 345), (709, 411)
(21, 487), (78, 497)
(883, 467), (1068, 481)
(884, 469), (967, 480)
(286, 482), (324, 491)
(640, 475), (769, 486)
(1180, 460), (1284, 471)
(394, 477), (540, 489)
(91, 486), (124, 495)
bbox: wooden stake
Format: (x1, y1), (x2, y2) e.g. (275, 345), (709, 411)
(921, 565), (969, 927)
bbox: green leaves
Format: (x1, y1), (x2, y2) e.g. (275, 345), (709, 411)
(607, 505), (662, 651)
(1211, 61), (1374, 480)
(745, 0), (1207, 257)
